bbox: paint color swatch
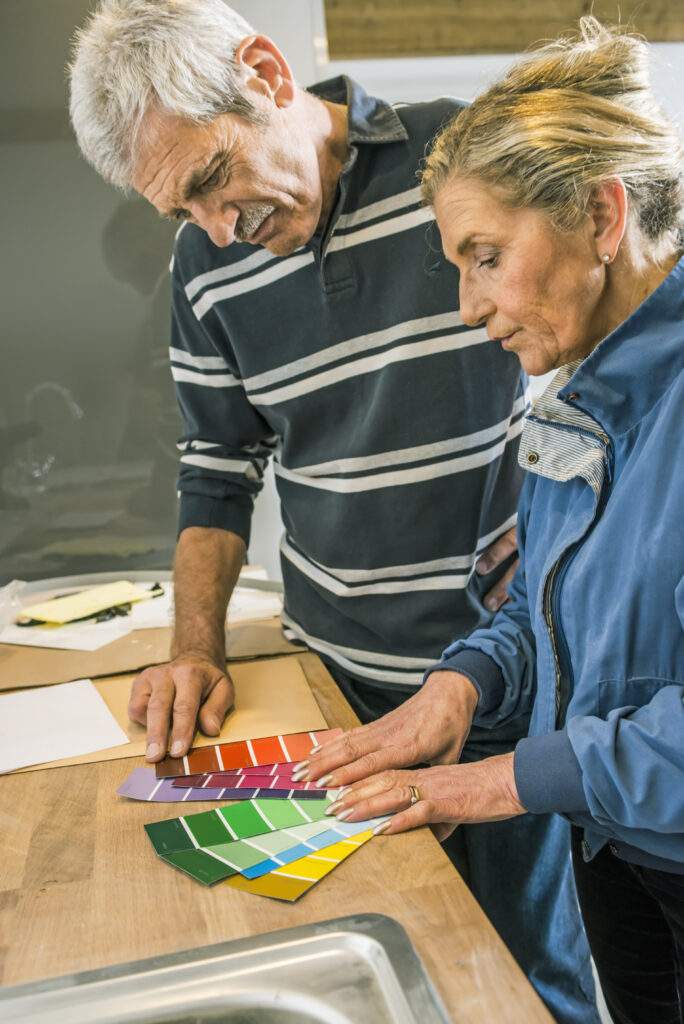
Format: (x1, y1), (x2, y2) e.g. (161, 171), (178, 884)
(176, 761), (300, 782)
(224, 830), (375, 902)
(157, 818), (382, 886)
(172, 772), (328, 792)
(145, 795), (336, 856)
(155, 729), (342, 778)
(118, 767), (331, 803)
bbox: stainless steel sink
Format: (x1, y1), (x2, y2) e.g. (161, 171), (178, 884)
(0, 914), (450, 1024)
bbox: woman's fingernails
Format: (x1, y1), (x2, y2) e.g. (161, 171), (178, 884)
(309, 744), (322, 754)
(335, 807), (353, 821)
(293, 759), (308, 773)
(325, 798), (344, 815)
(372, 820), (392, 835)
(315, 774), (334, 788)
(290, 768), (308, 782)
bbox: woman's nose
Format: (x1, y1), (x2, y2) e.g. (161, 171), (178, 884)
(459, 280), (494, 328)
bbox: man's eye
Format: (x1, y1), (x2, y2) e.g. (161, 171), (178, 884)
(201, 165), (224, 191)
(477, 255), (498, 269)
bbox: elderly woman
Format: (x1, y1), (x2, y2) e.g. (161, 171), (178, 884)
(299, 19), (684, 1023)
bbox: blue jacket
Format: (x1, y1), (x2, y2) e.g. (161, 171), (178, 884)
(433, 255), (684, 872)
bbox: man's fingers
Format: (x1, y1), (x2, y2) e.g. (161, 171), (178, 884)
(168, 673), (204, 758)
(143, 673), (176, 761)
(475, 525), (518, 576)
(197, 674), (235, 736)
(483, 559), (519, 612)
(128, 670), (153, 727)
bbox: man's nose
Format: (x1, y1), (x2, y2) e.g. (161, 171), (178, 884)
(191, 200), (240, 248)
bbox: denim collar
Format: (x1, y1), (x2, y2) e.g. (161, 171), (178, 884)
(307, 75), (408, 146)
(559, 254), (684, 437)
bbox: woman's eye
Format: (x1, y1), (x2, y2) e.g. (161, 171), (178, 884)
(477, 255), (498, 269)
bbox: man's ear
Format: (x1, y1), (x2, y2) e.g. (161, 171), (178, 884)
(589, 178), (628, 263)
(235, 34), (296, 109)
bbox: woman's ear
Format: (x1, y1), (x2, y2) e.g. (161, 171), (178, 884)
(235, 34), (296, 108)
(590, 178), (628, 264)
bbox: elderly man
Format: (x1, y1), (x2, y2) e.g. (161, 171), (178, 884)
(69, 3), (599, 1021)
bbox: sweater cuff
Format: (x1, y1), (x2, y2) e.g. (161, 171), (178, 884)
(423, 649), (505, 715)
(178, 494), (253, 547)
(514, 730), (589, 814)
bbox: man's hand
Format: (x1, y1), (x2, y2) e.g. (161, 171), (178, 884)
(293, 670), (479, 789)
(323, 752), (525, 841)
(476, 525), (518, 612)
(128, 655), (234, 761)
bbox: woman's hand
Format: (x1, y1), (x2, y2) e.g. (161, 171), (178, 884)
(326, 752), (525, 841)
(293, 670), (479, 789)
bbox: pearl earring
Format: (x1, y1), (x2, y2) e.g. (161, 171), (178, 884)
(601, 253), (611, 263)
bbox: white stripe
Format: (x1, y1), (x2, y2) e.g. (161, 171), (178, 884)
(202, 848), (241, 869)
(182, 755), (189, 774)
(215, 747), (224, 771)
(291, 799), (312, 822)
(192, 251), (314, 320)
(272, 870), (317, 882)
(171, 366), (240, 388)
(281, 613), (433, 669)
(179, 817), (199, 848)
(169, 347), (230, 371)
(275, 419), (523, 493)
(216, 809), (238, 840)
(282, 540), (471, 597)
(328, 206), (434, 253)
(180, 453), (257, 476)
(181, 788), (191, 802)
(246, 739), (257, 766)
(336, 186), (422, 231)
(281, 618), (429, 686)
(177, 439), (223, 452)
(308, 854), (338, 863)
(242, 837), (274, 855)
(251, 330), (490, 407)
(290, 397), (527, 477)
(280, 512), (517, 587)
(243, 311), (468, 393)
(147, 780), (163, 801)
(278, 736), (291, 760)
(251, 800), (275, 829)
(185, 247), (277, 300)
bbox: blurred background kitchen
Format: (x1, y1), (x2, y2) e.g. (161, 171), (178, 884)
(1, 0), (682, 586)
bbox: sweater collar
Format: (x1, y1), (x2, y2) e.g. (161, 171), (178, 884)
(307, 75), (408, 146)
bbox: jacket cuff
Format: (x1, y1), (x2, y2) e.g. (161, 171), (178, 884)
(514, 730), (589, 814)
(423, 649), (505, 714)
(178, 494), (253, 547)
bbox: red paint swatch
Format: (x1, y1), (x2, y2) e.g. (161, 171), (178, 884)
(171, 773), (328, 791)
(155, 728), (342, 778)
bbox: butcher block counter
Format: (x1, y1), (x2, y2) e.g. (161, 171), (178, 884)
(0, 650), (552, 1023)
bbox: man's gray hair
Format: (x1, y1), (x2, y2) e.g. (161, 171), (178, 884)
(69, 0), (266, 188)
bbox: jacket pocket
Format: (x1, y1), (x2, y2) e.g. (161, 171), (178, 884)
(597, 677), (676, 718)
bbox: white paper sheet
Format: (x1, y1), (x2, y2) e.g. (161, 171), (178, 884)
(0, 619), (133, 651)
(0, 678), (131, 773)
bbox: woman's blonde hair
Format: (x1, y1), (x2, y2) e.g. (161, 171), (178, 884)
(422, 18), (684, 260)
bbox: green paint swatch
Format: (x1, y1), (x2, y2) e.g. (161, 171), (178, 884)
(145, 800), (337, 886)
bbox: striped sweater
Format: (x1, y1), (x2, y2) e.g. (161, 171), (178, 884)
(171, 77), (528, 689)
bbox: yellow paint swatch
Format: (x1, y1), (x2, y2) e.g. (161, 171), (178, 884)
(19, 581), (155, 624)
(224, 830), (374, 902)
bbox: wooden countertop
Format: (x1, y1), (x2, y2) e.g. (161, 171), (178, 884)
(0, 652), (552, 1023)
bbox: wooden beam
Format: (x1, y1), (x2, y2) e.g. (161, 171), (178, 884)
(324, 0), (684, 58)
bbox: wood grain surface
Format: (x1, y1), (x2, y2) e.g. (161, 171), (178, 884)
(0, 652), (552, 1023)
(324, 0), (684, 57)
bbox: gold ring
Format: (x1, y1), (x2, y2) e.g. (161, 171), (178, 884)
(408, 784), (420, 806)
